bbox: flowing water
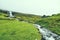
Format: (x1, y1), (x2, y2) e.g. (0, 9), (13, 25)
(9, 11), (14, 17)
(34, 24), (60, 40)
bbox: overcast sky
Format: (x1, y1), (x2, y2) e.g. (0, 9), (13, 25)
(0, 0), (60, 16)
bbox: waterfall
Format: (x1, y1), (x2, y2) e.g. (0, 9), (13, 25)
(34, 24), (60, 40)
(9, 11), (14, 17)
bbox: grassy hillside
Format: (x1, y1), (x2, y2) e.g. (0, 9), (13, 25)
(12, 12), (41, 23)
(0, 10), (60, 40)
(0, 12), (41, 40)
(36, 14), (60, 35)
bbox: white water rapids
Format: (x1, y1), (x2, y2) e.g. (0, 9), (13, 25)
(34, 24), (60, 40)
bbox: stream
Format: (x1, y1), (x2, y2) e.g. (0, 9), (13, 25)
(34, 24), (60, 40)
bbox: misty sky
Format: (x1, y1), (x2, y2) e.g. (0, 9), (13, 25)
(0, 0), (60, 16)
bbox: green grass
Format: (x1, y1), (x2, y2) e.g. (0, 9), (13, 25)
(36, 14), (60, 35)
(13, 13), (41, 23)
(1, 11), (60, 40)
(0, 13), (41, 40)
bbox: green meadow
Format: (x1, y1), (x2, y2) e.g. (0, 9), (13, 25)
(0, 13), (41, 40)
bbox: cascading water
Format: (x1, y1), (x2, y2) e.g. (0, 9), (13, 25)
(9, 11), (14, 17)
(34, 24), (60, 40)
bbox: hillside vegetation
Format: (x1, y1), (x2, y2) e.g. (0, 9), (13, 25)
(36, 14), (60, 35)
(0, 12), (41, 40)
(13, 12), (41, 23)
(0, 10), (60, 40)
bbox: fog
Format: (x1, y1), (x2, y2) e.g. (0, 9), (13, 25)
(0, 0), (60, 16)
